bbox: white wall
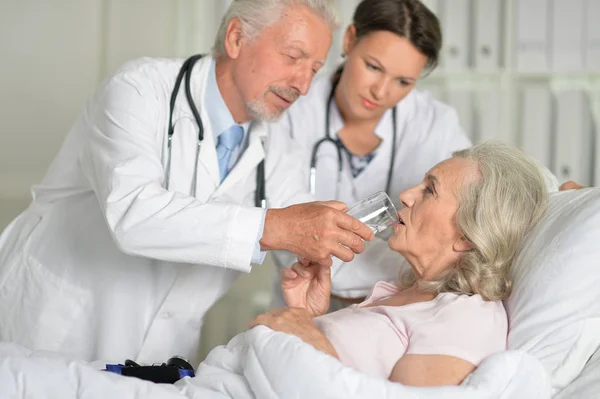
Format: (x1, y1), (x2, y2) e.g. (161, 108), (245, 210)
(0, 0), (230, 202)
(0, 0), (103, 198)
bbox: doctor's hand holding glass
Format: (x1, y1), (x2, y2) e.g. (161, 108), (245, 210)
(270, 0), (472, 310)
(0, 0), (376, 365)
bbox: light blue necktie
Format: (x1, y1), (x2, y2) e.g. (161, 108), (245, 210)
(216, 124), (244, 182)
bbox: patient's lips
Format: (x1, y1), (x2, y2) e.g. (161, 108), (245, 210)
(398, 213), (405, 225)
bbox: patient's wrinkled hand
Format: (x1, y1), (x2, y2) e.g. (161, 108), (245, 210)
(249, 307), (314, 333)
(281, 258), (331, 317)
(249, 307), (320, 343)
(249, 307), (339, 359)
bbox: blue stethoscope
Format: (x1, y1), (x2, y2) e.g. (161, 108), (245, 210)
(165, 55), (266, 208)
(309, 73), (398, 197)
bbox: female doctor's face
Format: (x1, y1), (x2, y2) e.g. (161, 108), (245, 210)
(337, 27), (428, 122)
(388, 157), (478, 281)
(225, 5), (331, 122)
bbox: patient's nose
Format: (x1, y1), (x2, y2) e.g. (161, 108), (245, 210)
(399, 187), (416, 208)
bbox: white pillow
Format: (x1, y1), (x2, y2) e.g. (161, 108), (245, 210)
(505, 188), (600, 395)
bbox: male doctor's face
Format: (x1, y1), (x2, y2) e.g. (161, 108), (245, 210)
(228, 5), (332, 122)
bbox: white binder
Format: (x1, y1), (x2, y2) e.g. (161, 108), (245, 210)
(474, 0), (503, 71)
(515, 0), (550, 72)
(520, 84), (553, 169)
(445, 89), (474, 141)
(585, 0), (600, 69)
(440, 0), (470, 71)
(474, 89), (504, 145)
(553, 91), (593, 186)
(551, 0), (586, 72)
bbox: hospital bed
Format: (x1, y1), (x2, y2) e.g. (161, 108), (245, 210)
(1, 187), (600, 398)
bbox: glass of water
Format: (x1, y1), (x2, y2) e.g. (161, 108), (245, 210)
(347, 191), (399, 235)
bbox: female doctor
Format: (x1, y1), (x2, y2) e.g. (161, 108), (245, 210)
(271, 0), (471, 309)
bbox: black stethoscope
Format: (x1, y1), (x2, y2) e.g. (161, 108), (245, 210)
(165, 54), (266, 208)
(309, 73), (398, 197)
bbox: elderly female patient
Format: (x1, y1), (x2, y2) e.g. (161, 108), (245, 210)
(250, 142), (549, 387)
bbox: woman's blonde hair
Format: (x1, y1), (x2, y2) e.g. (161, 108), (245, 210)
(398, 142), (549, 301)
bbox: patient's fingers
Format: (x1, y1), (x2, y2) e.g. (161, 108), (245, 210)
(316, 262), (331, 281)
(248, 312), (269, 328)
(280, 267), (299, 280)
(291, 262), (314, 279)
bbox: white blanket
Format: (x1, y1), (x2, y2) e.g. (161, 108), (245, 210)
(0, 326), (552, 399)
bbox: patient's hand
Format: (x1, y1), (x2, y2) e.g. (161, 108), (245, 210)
(249, 307), (339, 359)
(281, 259), (331, 317)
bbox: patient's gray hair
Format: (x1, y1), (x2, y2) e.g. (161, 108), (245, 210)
(212, 0), (340, 56)
(399, 142), (549, 301)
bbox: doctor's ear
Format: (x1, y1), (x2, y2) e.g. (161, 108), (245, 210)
(452, 236), (473, 253)
(224, 17), (244, 59)
(342, 25), (357, 56)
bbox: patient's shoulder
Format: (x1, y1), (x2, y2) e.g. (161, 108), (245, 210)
(437, 293), (507, 318)
(430, 293), (508, 334)
(406, 294), (508, 365)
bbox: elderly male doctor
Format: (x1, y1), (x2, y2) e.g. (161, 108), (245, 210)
(0, 0), (373, 365)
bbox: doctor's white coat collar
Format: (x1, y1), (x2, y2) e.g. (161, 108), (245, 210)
(173, 55), (267, 191)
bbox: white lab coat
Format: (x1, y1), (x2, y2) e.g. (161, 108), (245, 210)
(270, 72), (472, 306)
(0, 56), (313, 365)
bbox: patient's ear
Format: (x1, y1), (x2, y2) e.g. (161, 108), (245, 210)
(453, 236), (473, 253)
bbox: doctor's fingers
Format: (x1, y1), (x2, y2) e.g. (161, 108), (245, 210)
(326, 244), (354, 263)
(336, 213), (375, 242)
(313, 223), (367, 259)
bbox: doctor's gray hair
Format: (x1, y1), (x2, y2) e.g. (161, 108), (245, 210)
(398, 142), (549, 301)
(212, 0), (340, 56)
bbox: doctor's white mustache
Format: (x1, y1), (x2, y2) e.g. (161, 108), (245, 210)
(269, 86), (300, 103)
